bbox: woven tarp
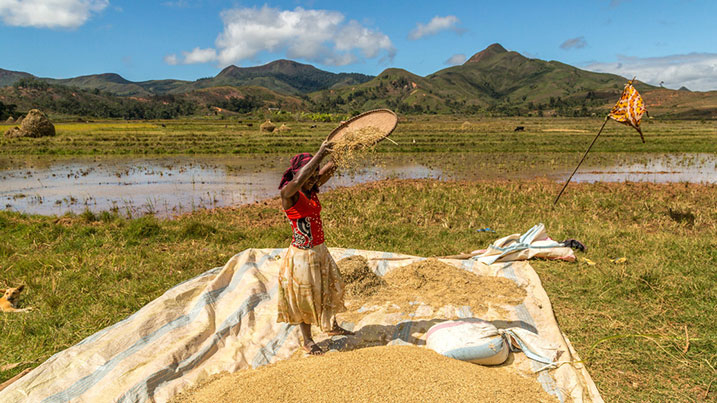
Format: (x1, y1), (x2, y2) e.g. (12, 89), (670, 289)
(0, 226), (602, 402)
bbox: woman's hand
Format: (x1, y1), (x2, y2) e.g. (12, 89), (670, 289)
(318, 140), (334, 156)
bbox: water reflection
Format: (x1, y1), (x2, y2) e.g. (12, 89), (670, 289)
(563, 153), (717, 184)
(0, 153), (714, 217)
(0, 155), (440, 217)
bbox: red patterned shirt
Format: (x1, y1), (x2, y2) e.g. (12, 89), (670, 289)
(284, 191), (325, 249)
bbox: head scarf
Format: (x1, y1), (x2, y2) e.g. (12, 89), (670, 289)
(278, 153), (313, 190)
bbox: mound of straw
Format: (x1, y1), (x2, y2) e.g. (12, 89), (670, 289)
(330, 126), (386, 170)
(260, 120), (275, 133)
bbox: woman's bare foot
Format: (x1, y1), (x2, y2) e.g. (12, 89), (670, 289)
(326, 323), (354, 336)
(302, 340), (323, 355)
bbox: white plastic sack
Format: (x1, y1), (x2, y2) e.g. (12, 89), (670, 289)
(502, 327), (560, 367)
(425, 319), (509, 365)
(472, 223), (575, 265)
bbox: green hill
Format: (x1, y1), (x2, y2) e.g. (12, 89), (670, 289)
(0, 79), (197, 119)
(2, 44), (715, 118)
(432, 44), (655, 103)
(0, 68), (34, 88)
(46, 73), (155, 97)
(309, 43), (666, 116)
(0, 60), (373, 97)
(183, 59), (373, 95)
(184, 85), (305, 113)
(0, 78), (306, 119)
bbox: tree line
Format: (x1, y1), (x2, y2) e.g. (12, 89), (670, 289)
(0, 100), (18, 120)
(8, 79), (197, 119)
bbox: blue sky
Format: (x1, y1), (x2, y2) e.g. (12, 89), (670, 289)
(1, 0), (716, 90)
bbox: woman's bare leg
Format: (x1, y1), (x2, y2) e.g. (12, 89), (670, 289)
(299, 323), (323, 355)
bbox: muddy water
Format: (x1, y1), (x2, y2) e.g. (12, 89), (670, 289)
(0, 153), (714, 217)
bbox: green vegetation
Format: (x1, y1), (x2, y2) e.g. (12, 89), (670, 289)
(0, 180), (714, 401)
(0, 100), (17, 120)
(192, 60), (373, 95)
(1, 116), (715, 155)
(4, 79), (197, 120)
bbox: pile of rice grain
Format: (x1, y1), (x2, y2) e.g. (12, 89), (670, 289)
(331, 126), (386, 169)
(343, 258), (526, 320)
(170, 345), (556, 403)
(336, 255), (385, 297)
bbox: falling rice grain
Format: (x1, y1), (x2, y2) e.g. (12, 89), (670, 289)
(331, 126), (387, 170)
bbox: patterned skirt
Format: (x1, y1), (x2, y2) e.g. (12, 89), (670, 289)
(277, 244), (346, 332)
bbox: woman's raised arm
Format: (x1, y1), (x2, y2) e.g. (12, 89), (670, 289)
(280, 141), (332, 199)
(316, 159), (337, 188)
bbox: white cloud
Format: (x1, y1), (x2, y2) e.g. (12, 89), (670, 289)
(335, 20), (394, 60)
(560, 36), (587, 50)
(164, 54), (179, 65)
(0, 0), (108, 29)
(174, 5), (394, 67)
(408, 15), (462, 40)
(182, 47), (218, 64)
(444, 54), (466, 66)
(585, 53), (717, 91)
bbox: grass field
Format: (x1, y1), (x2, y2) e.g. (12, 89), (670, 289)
(0, 116), (715, 401)
(1, 180), (715, 401)
(1, 115), (716, 155)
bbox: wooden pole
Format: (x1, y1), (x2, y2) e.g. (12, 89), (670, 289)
(553, 115), (610, 206)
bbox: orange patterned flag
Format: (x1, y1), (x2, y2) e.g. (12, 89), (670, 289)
(609, 82), (647, 143)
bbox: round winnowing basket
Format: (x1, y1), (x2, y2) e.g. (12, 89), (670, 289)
(326, 109), (398, 145)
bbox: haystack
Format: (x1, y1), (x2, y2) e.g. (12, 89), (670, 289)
(277, 123), (291, 133)
(460, 121), (472, 131)
(259, 120), (275, 133)
(4, 127), (24, 138)
(4, 109), (55, 138)
(5, 116), (14, 123)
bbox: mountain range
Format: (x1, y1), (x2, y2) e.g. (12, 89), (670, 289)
(1, 44), (715, 119)
(0, 59), (373, 97)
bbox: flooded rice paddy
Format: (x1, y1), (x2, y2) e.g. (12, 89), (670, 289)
(1, 153), (715, 217)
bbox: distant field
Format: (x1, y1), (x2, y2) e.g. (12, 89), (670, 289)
(1, 116), (715, 155)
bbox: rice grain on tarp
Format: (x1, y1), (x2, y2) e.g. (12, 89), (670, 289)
(336, 256), (385, 297)
(170, 345), (557, 403)
(342, 258), (526, 322)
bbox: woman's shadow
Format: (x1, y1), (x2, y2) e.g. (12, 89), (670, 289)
(316, 318), (536, 353)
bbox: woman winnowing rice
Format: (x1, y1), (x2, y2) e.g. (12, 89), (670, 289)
(277, 140), (353, 355)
